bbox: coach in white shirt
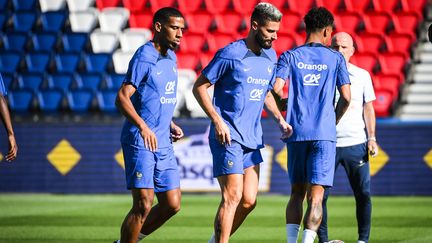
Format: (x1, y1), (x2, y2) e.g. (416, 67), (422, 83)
(317, 32), (379, 243)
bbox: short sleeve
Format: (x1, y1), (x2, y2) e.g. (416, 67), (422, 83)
(268, 64), (277, 91)
(201, 52), (233, 85)
(336, 54), (351, 87)
(124, 56), (151, 88)
(276, 52), (290, 80)
(0, 74), (6, 96)
(363, 71), (376, 103)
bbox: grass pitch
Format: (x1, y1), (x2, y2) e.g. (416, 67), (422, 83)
(0, 194), (431, 242)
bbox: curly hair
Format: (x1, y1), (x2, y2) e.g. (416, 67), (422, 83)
(304, 7), (334, 34)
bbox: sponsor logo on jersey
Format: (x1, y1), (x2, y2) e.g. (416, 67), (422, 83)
(303, 73), (321, 86)
(250, 88), (264, 101)
(297, 61), (328, 71)
(247, 76), (270, 86)
(165, 80), (176, 94)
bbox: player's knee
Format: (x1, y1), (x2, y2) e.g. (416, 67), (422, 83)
(240, 197), (257, 211)
(223, 189), (242, 207)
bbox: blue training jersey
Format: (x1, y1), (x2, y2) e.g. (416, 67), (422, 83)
(0, 73), (6, 95)
(202, 39), (277, 149)
(121, 41), (178, 149)
(276, 42), (350, 142)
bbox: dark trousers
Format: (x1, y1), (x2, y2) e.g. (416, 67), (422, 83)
(318, 142), (372, 243)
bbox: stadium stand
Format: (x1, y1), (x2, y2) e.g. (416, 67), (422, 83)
(0, 0), (428, 118)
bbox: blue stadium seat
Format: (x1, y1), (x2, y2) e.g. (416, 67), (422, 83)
(0, 0), (8, 10)
(8, 89), (33, 112)
(12, 0), (37, 11)
(18, 74), (43, 93)
(97, 90), (117, 112)
(1, 73), (14, 90)
(67, 89), (93, 112)
(0, 12), (9, 30)
(32, 33), (58, 52)
(75, 73), (102, 93)
(84, 53), (110, 73)
(38, 89), (64, 112)
(47, 73), (73, 94)
(12, 11), (37, 32)
(55, 53), (80, 73)
(2, 32), (28, 52)
(105, 73), (125, 90)
(0, 51), (22, 74)
(62, 32), (88, 52)
(25, 52), (51, 73)
(40, 11), (67, 32)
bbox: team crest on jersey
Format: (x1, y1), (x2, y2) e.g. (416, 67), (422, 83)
(136, 172), (143, 179)
(165, 81), (176, 94)
(267, 66), (272, 74)
(227, 161), (234, 168)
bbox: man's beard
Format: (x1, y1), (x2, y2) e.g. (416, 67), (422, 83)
(255, 33), (272, 49)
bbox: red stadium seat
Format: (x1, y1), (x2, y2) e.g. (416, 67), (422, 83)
(373, 88), (393, 117)
(122, 0), (146, 12)
(177, 0), (205, 14)
(273, 34), (296, 56)
(362, 11), (392, 35)
(260, 0), (288, 11)
(391, 12), (420, 37)
(129, 12), (153, 29)
(334, 12), (362, 34)
(378, 52), (407, 82)
(356, 32), (385, 54)
(176, 52), (200, 70)
(374, 73), (400, 98)
(179, 33), (206, 54)
(185, 12), (215, 34)
(286, 0), (315, 15)
(316, 0), (345, 14)
(233, 0), (258, 15)
(350, 52), (378, 74)
(205, 0), (233, 14)
(344, 0), (374, 13)
(148, 0), (175, 13)
(400, 0), (427, 19)
(385, 32), (413, 57)
(207, 32), (236, 53)
(214, 13), (246, 34)
(278, 11), (302, 35)
(199, 52), (215, 70)
(95, 0), (120, 9)
(372, 0), (401, 13)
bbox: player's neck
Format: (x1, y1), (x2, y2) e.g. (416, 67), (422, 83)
(152, 39), (168, 56)
(245, 35), (261, 55)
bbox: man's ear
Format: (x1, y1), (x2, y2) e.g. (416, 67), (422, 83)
(154, 21), (162, 32)
(251, 20), (259, 31)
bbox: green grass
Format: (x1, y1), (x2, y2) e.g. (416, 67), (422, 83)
(0, 194), (431, 242)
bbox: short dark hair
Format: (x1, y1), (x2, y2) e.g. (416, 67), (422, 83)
(251, 2), (282, 26)
(304, 7), (334, 34)
(153, 7), (184, 26)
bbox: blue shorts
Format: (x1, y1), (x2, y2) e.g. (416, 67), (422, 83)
(287, 141), (336, 187)
(209, 139), (263, 177)
(121, 143), (180, 192)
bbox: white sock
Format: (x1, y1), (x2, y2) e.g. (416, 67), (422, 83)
(208, 233), (215, 243)
(286, 224), (300, 243)
(137, 233), (147, 241)
(301, 229), (317, 243)
(358, 241), (366, 243)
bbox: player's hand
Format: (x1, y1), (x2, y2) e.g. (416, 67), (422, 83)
(278, 120), (293, 140)
(368, 140), (378, 157)
(214, 119), (231, 146)
(140, 126), (158, 152)
(170, 123), (184, 142)
(5, 135), (17, 161)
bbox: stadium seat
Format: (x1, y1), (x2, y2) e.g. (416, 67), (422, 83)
(199, 52), (214, 70)
(112, 50), (134, 74)
(25, 52), (51, 73)
(0, 12), (9, 30)
(90, 29), (119, 53)
(2, 32), (28, 52)
(378, 52), (406, 81)
(12, 0), (37, 11)
(374, 73), (400, 98)
(75, 73), (103, 93)
(121, 0), (146, 12)
(0, 52), (22, 74)
(67, 89), (94, 112)
(84, 53), (111, 73)
(105, 73), (125, 90)
(214, 13), (245, 34)
(0, 0), (8, 10)
(95, 0), (121, 9)
(207, 32), (235, 53)
(385, 32), (413, 57)
(176, 52), (200, 70)
(177, 0), (205, 14)
(119, 28), (152, 52)
(400, 0), (427, 19)
(17, 74), (44, 93)
(98, 7), (129, 33)
(356, 32), (385, 54)
(1, 73), (14, 90)
(278, 11), (302, 35)
(97, 90), (117, 112)
(40, 11), (67, 32)
(185, 86), (213, 117)
(129, 12), (153, 29)
(32, 33), (58, 52)
(39, 0), (67, 12)
(350, 52), (378, 74)
(372, 0), (400, 13)
(333, 12), (362, 34)
(265, 0), (289, 11)
(344, 0), (374, 13)
(62, 32), (88, 52)
(204, 0), (233, 14)
(232, 0), (258, 15)
(316, 0), (345, 14)
(55, 52), (81, 73)
(362, 12), (392, 35)
(179, 33), (206, 54)
(273, 34), (297, 55)
(373, 88), (393, 117)
(148, 0), (176, 13)
(391, 12), (420, 37)
(47, 73), (73, 93)
(12, 11), (37, 32)
(67, 0), (95, 12)
(37, 89), (64, 112)
(185, 12), (215, 34)
(287, 0), (315, 15)
(69, 8), (99, 33)
(8, 89), (34, 112)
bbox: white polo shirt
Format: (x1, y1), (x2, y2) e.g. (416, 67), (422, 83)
(335, 63), (376, 147)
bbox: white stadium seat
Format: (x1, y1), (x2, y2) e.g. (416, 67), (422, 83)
(98, 7), (130, 33)
(119, 28), (152, 52)
(39, 0), (67, 12)
(112, 50), (134, 74)
(67, 0), (95, 12)
(69, 8), (99, 32)
(90, 29), (119, 53)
